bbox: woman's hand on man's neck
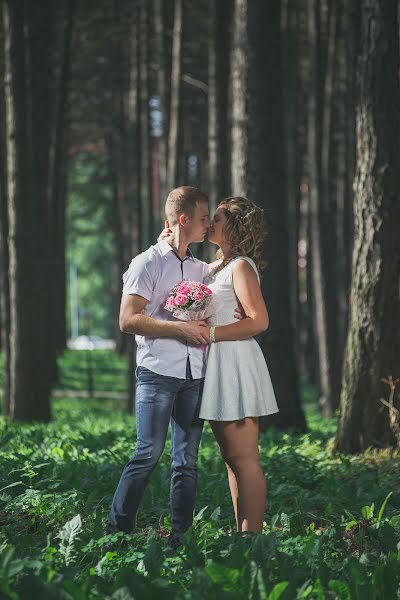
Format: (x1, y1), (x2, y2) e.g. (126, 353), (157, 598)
(167, 226), (189, 260)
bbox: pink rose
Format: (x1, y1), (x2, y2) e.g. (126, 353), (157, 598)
(201, 285), (212, 295)
(165, 296), (175, 307)
(178, 282), (190, 294)
(175, 293), (188, 306)
(193, 291), (204, 301)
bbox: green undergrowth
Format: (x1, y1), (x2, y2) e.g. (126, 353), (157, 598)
(0, 399), (399, 599)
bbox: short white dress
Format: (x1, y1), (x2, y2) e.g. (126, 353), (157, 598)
(199, 256), (279, 421)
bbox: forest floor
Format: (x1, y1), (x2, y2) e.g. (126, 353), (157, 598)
(0, 353), (399, 598)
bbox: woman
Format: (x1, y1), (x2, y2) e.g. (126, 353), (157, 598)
(201, 197), (278, 533)
(163, 197), (278, 533)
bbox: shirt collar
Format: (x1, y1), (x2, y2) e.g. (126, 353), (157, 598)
(158, 240), (194, 260)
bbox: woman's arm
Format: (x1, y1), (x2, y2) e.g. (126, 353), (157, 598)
(211, 260), (269, 341)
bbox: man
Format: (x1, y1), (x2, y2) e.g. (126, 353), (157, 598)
(108, 186), (211, 548)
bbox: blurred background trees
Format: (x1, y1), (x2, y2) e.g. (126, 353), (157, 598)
(0, 0), (399, 453)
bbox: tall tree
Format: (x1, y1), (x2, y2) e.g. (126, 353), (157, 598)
(335, 0), (400, 452)
(107, 0), (141, 355)
(138, 0), (153, 249)
(126, 0), (141, 259)
(230, 0), (306, 431)
(153, 0), (168, 221)
(307, 0), (341, 417)
(48, 0), (76, 361)
(3, 1), (54, 420)
(208, 0), (231, 214)
(0, 8), (10, 413)
(331, 0), (359, 372)
(166, 0), (182, 190)
(281, 0), (301, 363)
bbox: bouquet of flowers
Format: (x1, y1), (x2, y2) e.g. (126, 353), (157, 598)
(164, 280), (218, 321)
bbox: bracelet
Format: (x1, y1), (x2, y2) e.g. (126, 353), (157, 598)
(210, 325), (217, 343)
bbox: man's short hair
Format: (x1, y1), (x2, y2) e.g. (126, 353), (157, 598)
(165, 186), (208, 225)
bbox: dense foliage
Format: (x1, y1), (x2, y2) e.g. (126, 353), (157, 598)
(0, 389), (399, 598)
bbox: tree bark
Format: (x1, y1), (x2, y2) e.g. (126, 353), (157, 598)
(0, 12), (10, 412)
(167, 0), (182, 191)
(126, 0), (141, 259)
(230, 0), (306, 431)
(281, 0), (301, 367)
(153, 0), (168, 221)
(307, 0), (339, 417)
(335, 0), (400, 452)
(208, 0), (218, 213)
(208, 0), (232, 214)
(109, 0), (140, 356)
(138, 0), (152, 249)
(230, 0), (248, 197)
(3, 0), (54, 421)
(332, 0), (359, 374)
(48, 0), (75, 358)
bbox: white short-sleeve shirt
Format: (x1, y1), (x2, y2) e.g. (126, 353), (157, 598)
(122, 240), (209, 379)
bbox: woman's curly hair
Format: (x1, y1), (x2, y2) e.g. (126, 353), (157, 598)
(216, 196), (267, 272)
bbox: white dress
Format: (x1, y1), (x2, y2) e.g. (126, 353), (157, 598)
(199, 256), (279, 421)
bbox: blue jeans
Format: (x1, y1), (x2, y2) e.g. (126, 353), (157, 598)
(108, 364), (204, 537)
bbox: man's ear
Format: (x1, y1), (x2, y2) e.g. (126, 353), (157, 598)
(178, 214), (187, 226)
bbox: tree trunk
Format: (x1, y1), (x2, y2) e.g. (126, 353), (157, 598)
(208, 0), (218, 213)
(109, 0), (140, 355)
(296, 2), (314, 378)
(281, 0), (301, 368)
(344, 2), (359, 266)
(0, 15), (10, 412)
(307, 0), (339, 417)
(208, 0), (232, 214)
(167, 0), (182, 190)
(335, 0), (400, 453)
(48, 0), (75, 373)
(3, 1), (54, 421)
(126, 0), (141, 259)
(230, 0), (306, 431)
(153, 0), (168, 222)
(333, 0), (359, 374)
(230, 0), (248, 197)
(138, 0), (152, 249)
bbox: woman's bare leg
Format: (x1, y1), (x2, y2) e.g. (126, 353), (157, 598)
(210, 418), (266, 532)
(225, 463), (239, 529)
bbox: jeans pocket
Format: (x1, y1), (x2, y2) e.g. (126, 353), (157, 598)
(136, 365), (151, 378)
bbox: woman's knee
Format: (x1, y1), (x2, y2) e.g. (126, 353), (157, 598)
(222, 453), (260, 474)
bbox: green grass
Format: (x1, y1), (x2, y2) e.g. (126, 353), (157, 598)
(0, 398), (399, 599)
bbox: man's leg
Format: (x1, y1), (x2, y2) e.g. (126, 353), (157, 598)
(169, 375), (204, 540)
(108, 367), (180, 533)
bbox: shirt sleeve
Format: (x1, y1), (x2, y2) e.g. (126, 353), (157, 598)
(122, 252), (156, 300)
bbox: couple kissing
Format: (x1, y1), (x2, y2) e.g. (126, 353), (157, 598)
(107, 186), (278, 550)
